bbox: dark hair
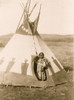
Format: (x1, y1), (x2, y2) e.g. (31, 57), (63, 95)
(39, 52), (44, 57)
(34, 56), (39, 62)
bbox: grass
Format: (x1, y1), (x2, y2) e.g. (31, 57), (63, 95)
(0, 74), (73, 100)
(48, 42), (73, 70)
(0, 34), (74, 100)
(41, 34), (74, 71)
(0, 34), (13, 47)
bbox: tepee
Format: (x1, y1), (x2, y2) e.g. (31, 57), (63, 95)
(0, 0), (67, 87)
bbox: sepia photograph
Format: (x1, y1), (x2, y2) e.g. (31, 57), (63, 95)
(0, 0), (73, 100)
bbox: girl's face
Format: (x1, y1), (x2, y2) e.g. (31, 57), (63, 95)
(39, 53), (44, 59)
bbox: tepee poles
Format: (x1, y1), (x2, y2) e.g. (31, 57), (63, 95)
(16, 0), (41, 34)
(25, 0), (31, 14)
(31, 4), (41, 34)
(16, 10), (24, 32)
(29, 3), (37, 17)
(35, 4), (41, 30)
(16, 0), (31, 32)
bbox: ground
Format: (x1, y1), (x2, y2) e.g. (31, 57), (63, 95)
(0, 72), (73, 100)
(0, 34), (73, 100)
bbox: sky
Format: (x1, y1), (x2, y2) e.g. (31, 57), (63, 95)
(0, 0), (73, 35)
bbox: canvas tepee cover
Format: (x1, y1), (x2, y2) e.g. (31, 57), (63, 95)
(0, 0), (67, 87)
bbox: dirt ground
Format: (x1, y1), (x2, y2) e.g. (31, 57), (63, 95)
(0, 71), (73, 100)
